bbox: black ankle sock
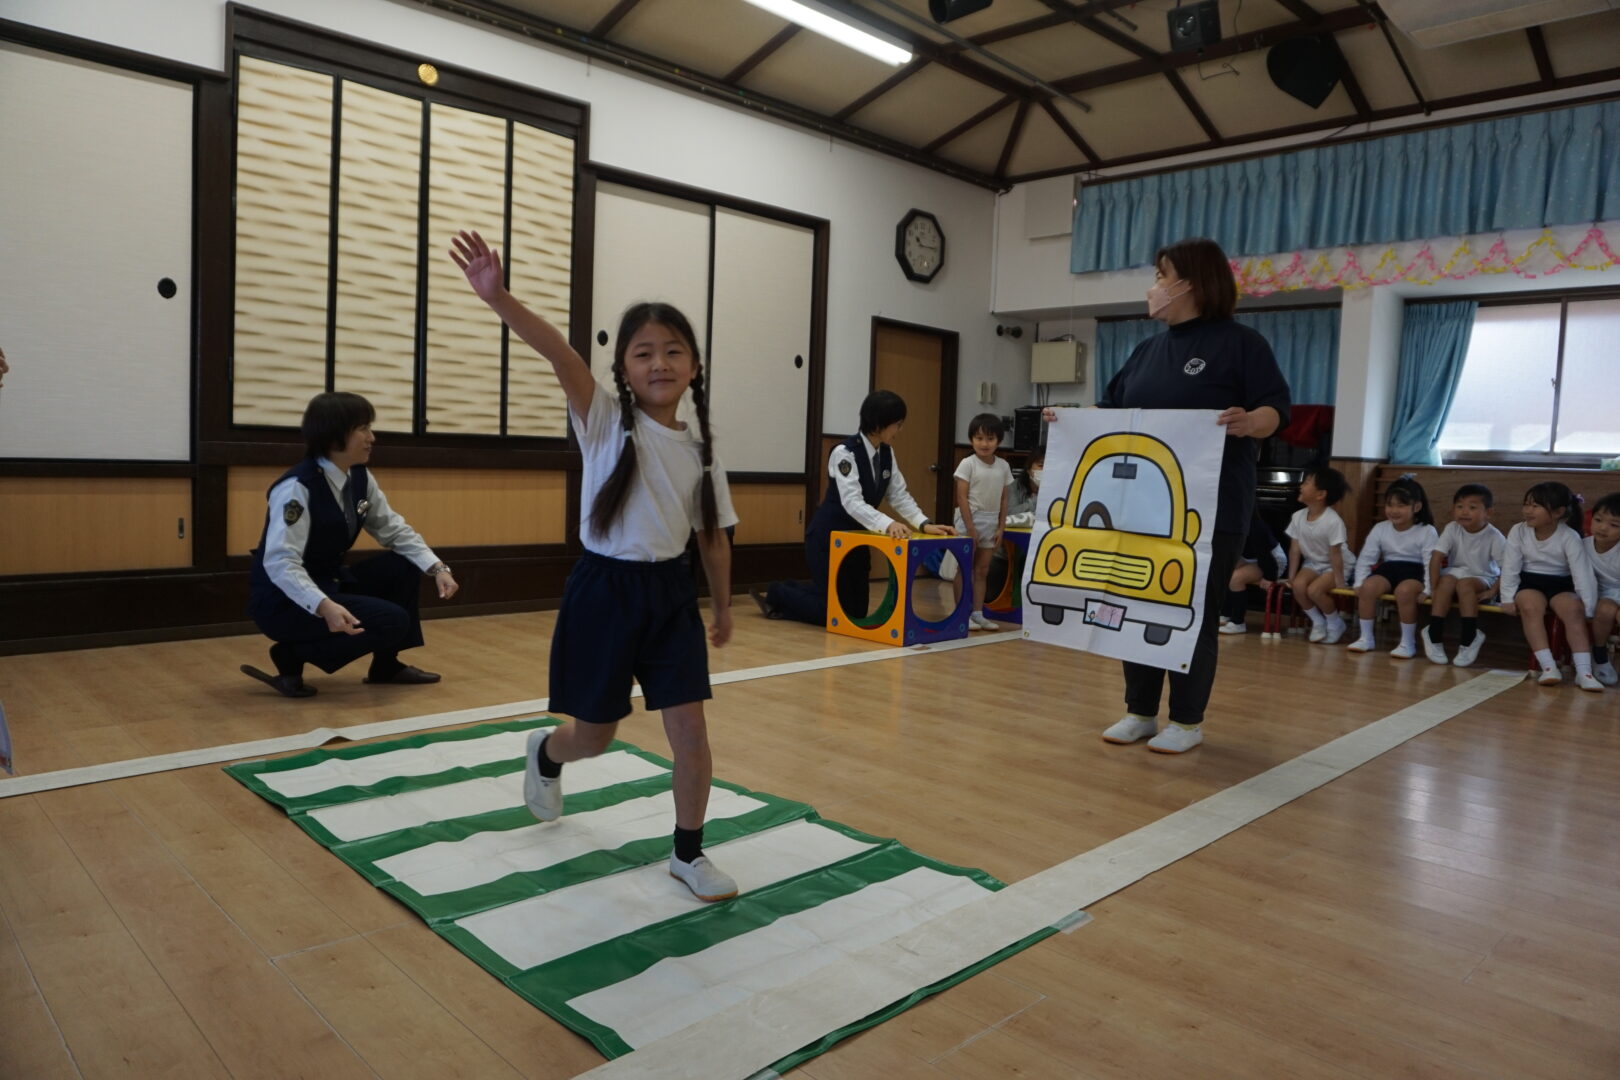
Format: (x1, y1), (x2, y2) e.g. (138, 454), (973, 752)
(536, 733), (562, 778)
(269, 642), (304, 679)
(1459, 617), (1477, 647)
(673, 825), (703, 864)
(1426, 615), (1445, 643)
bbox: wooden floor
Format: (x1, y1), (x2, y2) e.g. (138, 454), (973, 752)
(1, 594), (1617, 1080)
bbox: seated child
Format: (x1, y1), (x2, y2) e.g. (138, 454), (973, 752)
(1587, 493), (1620, 686)
(1348, 475), (1439, 658)
(1219, 511), (1285, 635)
(1422, 483), (1506, 668)
(1285, 466), (1352, 645)
(951, 413), (1014, 630)
(1499, 481), (1600, 691)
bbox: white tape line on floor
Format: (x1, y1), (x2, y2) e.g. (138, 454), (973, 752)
(0, 632), (1016, 797)
(575, 669), (1525, 1080)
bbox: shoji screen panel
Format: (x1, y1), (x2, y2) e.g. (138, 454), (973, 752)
(506, 123), (576, 438)
(423, 104), (506, 435)
(333, 82), (422, 433)
(233, 56), (333, 427)
(590, 184), (711, 377)
(0, 43), (191, 460)
(709, 208), (814, 473)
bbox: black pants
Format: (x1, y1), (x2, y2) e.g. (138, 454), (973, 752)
(767, 528), (871, 626)
(249, 552), (424, 675)
(1122, 530), (1243, 726)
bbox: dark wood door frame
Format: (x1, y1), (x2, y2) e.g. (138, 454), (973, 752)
(868, 317), (959, 524)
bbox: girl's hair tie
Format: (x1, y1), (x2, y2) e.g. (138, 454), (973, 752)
(1398, 472), (1416, 482)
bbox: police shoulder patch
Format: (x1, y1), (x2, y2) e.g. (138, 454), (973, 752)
(284, 499), (304, 525)
(838, 459), (853, 477)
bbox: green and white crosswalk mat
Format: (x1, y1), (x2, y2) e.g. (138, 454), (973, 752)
(226, 717), (1053, 1071)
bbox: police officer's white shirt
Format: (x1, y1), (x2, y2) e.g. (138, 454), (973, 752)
(827, 434), (928, 533)
(262, 458), (441, 614)
(574, 383), (739, 561)
(1434, 521), (1506, 581)
(1501, 522), (1597, 614)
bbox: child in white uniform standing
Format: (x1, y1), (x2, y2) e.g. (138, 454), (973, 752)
(1500, 481), (1599, 691)
(1348, 475), (1439, 658)
(1423, 483), (1506, 668)
(1585, 492), (1620, 685)
(951, 413), (1014, 630)
(453, 230), (744, 901)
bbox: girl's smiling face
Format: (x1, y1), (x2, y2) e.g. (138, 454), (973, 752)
(622, 322), (696, 418)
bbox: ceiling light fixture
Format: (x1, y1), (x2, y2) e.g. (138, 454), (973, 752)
(739, 0), (913, 66)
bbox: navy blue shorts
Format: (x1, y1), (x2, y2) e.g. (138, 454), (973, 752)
(1516, 572), (1577, 599)
(549, 550), (711, 724)
(1369, 560), (1425, 589)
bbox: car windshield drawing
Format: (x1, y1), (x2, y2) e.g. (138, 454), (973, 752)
(1028, 432), (1201, 646)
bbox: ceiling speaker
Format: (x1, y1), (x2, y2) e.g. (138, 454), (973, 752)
(1166, 0), (1221, 51)
(929, 0), (993, 23)
(1266, 35), (1343, 109)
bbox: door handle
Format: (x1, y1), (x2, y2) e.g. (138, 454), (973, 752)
(928, 464), (939, 472)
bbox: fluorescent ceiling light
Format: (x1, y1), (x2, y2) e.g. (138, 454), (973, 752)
(740, 0), (914, 66)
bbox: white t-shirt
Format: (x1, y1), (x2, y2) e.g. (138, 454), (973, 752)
(573, 383), (739, 561)
(1500, 522), (1597, 615)
(1355, 520), (1439, 593)
(1586, 536), (1620, 599)
(1434, 521), (1506, 581)
(1286, 506), (1347, 570)
(953, 454), (1014, 515)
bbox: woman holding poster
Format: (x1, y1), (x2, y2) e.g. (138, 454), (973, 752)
(1075, 238), (1290, 754)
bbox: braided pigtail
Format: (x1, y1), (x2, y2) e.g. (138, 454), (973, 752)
(687, 360), (720, 536)
(588, 361), (640, 536)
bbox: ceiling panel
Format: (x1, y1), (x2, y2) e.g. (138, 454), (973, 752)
(935, 99), (1018, 174)
(1179, 48), (1359, 137)
(1396, 25), (1542, 102)
(1004, 102), (1092, 176)
(979, 21), (1139, 81)
(740, 30), (902, 115)
(1334, 24), (1424, 111)
(849, 62), (1008, 145)
(506, 0), (622, 33)
(851, 0), (1058, 44)
(611, 0), (784, 78)
(1062, 75), (1209, 161)
(1539, 10), (1620, 77)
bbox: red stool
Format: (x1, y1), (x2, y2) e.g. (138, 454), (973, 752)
(1262, 582), (1304, 638)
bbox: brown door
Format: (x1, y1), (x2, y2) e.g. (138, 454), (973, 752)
(871, 320), (957, 525)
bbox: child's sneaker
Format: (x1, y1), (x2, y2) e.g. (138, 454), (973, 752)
(523, 729), (563, 822)
(1453, 632), (1486, 668)
(1576, 672), (1604, 693)
(1346, 638), (1375, 653)
(1595, 660), (1619, 686)
(1219, 620), (1247, 635)
(1146, 723), (1203, 754)
(970, 612), (1000, 631)
(1389, 641), (1417, 660)
(1307, 624), (1327, 643)
(1101, 714), (1158, 744)
(1321, 619), (1347, 645)
(1536, 667), (1563, 686)
(670, 854), (738, 902)
(1423, 637), (1449, 665)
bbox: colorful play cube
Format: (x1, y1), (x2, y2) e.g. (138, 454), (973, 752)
(826, 530), (975, 646)
(984, 526), (1031, 625)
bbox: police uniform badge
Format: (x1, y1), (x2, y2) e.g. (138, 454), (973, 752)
(355, 499), (370, 520)
(838, 460), (852, 477)
(882, 469), (891, 479)
(284, 499), (304, 525)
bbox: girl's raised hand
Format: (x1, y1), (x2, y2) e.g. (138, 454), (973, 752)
(449, 230), (504, 302)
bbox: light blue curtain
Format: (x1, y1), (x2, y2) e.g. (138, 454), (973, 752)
(1388, 301), (1478, 465)
(1072, 100), (1620, 272)
(1095, 308), (1340, 404)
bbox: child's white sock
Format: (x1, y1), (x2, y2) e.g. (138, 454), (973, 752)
(1534, 648), (1556, 672)
(1326, 611), (1345, 629)
(1359, 618), (1375, 643)
(1400, 622), (1416, 650)
(1305, 607), (1325, 627)
(1573, 651), (1593, 677)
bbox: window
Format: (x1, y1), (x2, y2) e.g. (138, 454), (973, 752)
(1438, 297), (1620, 461)
(1076, 455), (1173, 536)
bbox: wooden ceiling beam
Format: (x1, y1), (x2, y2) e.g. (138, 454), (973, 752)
(723, 25), (799, 85)
(1526, 26), (1555, 87)
(589, 0), (642, 38)
(1039, 97), (1100, 165)
(924, 95), (1014, 153)
(834, 57), (929, 121)
(1164, 71), (1221, 142)
(996, 98), (1032, 177)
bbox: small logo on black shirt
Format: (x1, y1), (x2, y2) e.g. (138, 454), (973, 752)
(1184, 357), (1207, 375)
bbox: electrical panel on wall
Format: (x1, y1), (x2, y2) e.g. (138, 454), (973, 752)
(1030, 340), (1086, 384)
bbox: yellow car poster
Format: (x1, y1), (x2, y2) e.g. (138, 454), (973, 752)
(1021, 408), (1224, 672)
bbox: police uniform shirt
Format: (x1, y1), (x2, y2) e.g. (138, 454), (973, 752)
(261, 458), (442, 614)
(827, 434), (928, 532)
(573, 383), (739, 561)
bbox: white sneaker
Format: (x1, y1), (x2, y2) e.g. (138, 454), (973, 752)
(1422, 637), (1449, 665)
(1101, 714), (1159, 744)
(670, 854), (738, 902)
(1218, 616), (1231, 626)
(1576, 672), (1604, 693)
(1307, 623), (1327, 643)
(1320, 621), (1346, 646)
(1346, 638), (1375, 653)
(1147, 723), (1203, 754)
(1219, 620), (1247, 635)
(1453, 632), (1486, 668)
(1595, 661), (1619, 686)
(971, 612), (1000, 631)
(523, 729), (563, 822)
(1390, 641), (1417, 660)
(1537, 667), (1563, 686)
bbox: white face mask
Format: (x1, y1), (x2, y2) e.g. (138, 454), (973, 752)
(1029, 467), (1042, 488)
(1147, 281), (1190, 320)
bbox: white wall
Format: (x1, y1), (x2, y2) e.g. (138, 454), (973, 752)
(7, 0), (1018, 440)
